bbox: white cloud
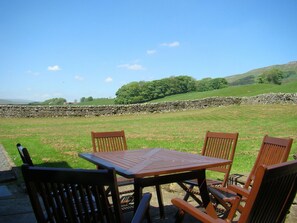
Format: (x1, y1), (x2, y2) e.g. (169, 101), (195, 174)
(118, 64), (145, 71)
(26, 70), (40, 76)
(74, 75), (84, 81)
(48, 65), (61, 71)
(147, 49), (157, 55)
(161, 41), (180, 47)
(105, 77), (113, 83)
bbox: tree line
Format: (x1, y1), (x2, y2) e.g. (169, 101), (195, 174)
(115, 75), (228, 104)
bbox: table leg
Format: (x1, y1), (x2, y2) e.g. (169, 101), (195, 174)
(155, 184), (165, 218)
(134, 178), (143, 214)
(197, 170), (217, 216)
(134, 179), (165, 219)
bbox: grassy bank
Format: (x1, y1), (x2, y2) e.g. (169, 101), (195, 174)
(149, 81), (297, 103)
(0, 104), (296, 176)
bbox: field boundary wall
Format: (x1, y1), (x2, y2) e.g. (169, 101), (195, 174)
(0, 93), (296, 118)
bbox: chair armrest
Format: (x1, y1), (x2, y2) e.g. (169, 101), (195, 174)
(131, 193), (152, 223)
(227, 185), (250, 198)
(171, 198), (226, 223)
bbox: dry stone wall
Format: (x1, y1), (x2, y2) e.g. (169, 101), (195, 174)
(0, 93), (296, 118)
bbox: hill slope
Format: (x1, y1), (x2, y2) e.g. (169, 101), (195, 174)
(226, 61), (297, 85)
(149, 80), (297, 103)
(0, 99), (34, 105)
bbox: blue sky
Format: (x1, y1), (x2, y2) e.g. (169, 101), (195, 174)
(1, 0), (297, 102)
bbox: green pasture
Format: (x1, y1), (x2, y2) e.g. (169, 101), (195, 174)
(0, 104), (296, 178)
(150, 81), (297, 103)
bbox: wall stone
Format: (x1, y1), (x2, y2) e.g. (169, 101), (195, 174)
(0, 93), (296, 118)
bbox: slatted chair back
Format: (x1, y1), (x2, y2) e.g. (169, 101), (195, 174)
(16, 143), (34, 166)
(201, 131), (239, 186)
(91, 130), (127, 153)
(244, 135), (293, 189)
(239, 160), (297, 223)
(22, 165), (124, 223)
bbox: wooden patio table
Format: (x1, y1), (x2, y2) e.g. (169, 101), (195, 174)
(79, 148), (231, 218)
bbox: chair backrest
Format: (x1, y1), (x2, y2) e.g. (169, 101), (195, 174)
(22, 164), (125, 223)
(201, 131), (239, 186)
(239, 160), (297, 223)
(244, 135), (293, 189)
(91, 130), (127, 153)
(16, 143), (34, 166)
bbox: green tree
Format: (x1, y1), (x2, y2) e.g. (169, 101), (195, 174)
(80, 97), (86, 103)
(115, 82), (144, 104)
(195, 77), (228, 92)
(258, 68), (284, 85)
(210, 78), (228, 89)
(87, 96), (94, 101)
(115, 75), (197, 104)
(42, 98), (67, 105)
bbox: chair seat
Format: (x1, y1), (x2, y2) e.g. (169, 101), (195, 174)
(184, 178), (223, 187)
(208, 186), (236, 200)
(113, 176), (134, 212)
(120, 194), (135, 212)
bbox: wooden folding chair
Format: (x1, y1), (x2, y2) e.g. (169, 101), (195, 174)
(208, 135), (293, 215)
(91, 130), (135, 212)
(16, 143), (34, 166)
(178, 131), (238, 206)
(172, 159), (297, 223)
(22, 164), (152, 223)
(91, 130), (164, 218)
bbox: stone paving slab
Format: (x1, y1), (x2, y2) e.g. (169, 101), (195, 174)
(0, 145), (16, 183)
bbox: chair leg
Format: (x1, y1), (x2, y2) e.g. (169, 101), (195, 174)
(146, 206), (152, 223)
(175, 209), (185, 223)
(155, 184), (165, 219)
(183, 185), (192, 201)
(179, 183), (203, 206)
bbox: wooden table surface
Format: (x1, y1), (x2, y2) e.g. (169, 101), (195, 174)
(79, 148), (231, 178)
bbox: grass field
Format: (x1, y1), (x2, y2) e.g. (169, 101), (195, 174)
(0, 104), (296, 178)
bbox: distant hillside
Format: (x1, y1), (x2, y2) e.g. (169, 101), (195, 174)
(0, 99), (34, 105)
(226, 61), (297, 85)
